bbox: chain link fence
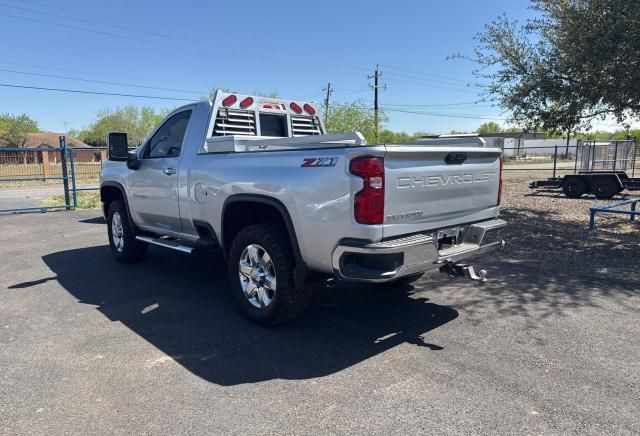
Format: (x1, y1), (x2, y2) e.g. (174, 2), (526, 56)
(502, 139), (640, 181)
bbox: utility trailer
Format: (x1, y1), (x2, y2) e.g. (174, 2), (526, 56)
(530, 140), (640, 199)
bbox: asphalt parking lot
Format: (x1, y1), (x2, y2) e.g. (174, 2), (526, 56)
(1, 188), (639, 435)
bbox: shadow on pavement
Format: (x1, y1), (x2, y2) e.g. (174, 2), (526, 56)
(39, 246), (457, 385)
(78, 216), (106, 225)
(433, 205), (640, 326)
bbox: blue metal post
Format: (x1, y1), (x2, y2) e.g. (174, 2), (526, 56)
(552, 145), (558, 179)
(69, 147), (77, 209)
(631, 200), (637, 222)
(59, 136), (70, 210)
(589, 209), (596, 231)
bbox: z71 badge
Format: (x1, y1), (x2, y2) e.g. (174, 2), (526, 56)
(301, 157), (338, 167)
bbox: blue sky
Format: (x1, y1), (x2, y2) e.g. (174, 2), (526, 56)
(1, 0), (538, 134)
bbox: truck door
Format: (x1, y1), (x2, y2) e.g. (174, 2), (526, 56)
(128, 109), (192, 233)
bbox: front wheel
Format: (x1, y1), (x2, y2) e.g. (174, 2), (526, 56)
(227, 224), (311, 325)
(107, 200), (147, 263)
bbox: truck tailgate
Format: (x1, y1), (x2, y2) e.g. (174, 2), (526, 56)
(382, 143), (502, 238)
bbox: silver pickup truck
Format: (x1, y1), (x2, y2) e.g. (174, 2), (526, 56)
(100, 90), (506, 324)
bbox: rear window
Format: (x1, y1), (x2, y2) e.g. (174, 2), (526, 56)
(259, 114), (287, 137)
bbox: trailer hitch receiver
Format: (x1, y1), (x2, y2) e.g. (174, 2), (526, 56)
(439, 261), (487, 284)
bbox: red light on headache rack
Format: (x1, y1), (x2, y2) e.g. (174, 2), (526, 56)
(290, 102), (303, 114)
(239, 97), (254, 109)
(260, 103), (284, 110)
(303, 103), (316, 115)
(222, 95), (237, 107)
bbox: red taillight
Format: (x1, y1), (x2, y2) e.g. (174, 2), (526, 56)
(222, 95), (237, 107)
(350, 157), (385, 225)
(303, 103), (316, 115)
(290, 102), (303, 114)
(239, 97), (254, 109)
(260, 103), (284, 110)
(497, 156), (504, 205)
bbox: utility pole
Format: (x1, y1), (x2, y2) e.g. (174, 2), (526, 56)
(369, 65), (386, 142)
(322, 82), (333, 124)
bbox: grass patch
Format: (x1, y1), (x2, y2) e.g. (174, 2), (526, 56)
(41, 191), (101, 210)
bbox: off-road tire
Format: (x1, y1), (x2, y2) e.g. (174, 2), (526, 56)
(562, 177), (587, 198)
(592, 176), (618, 200)
(227, 224), (311, 325)
(107, 200), (147, 263)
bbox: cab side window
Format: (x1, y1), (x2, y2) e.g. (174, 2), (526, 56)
(145, 110), (192, 158)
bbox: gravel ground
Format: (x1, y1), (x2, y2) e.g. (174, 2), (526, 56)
(502, 180), (640, 282)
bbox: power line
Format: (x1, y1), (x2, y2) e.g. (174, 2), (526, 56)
(383, 70), (483, 90)
(379, 64), (471, 84)
(386, 77), (481, 94)
(384, 107), (509, 121)
(0, 8), (484, 98)
(1, 2), (493, 99)
(331, 87), (369, 95)
(374, 101), (493, 108)
(0, 82), (193, 101)
(0, 12), (174, 46)
(0, 10), (369, 84)
(0, 68), (205, 94)
(0, 1), (176, 40)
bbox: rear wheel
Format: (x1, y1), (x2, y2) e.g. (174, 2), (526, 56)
(592, 176), (619, 200)
(227, 224), (311, 325)
(107, 200), (147, 262)
(562, 177), (587, 198)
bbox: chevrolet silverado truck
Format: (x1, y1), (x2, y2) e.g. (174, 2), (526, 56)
(100, 90), (506, 325)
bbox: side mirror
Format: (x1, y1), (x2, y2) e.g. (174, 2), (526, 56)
(107, 132), (129, 161)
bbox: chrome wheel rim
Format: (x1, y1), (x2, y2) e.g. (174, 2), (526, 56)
(111, 211), (124, 252)
(238, 244), (276, 309)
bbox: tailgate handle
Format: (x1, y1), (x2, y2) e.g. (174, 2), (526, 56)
(445, 152), (467, 165)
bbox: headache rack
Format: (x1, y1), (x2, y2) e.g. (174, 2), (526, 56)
(213, 108), (256, 136)
(209, 91), (324, 140)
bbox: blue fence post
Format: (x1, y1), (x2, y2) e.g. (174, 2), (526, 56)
(631, 200), (637, 222)
(59, 136), (71, 210)
(589, 209), (596, 231)
(69, 147), (77, 209)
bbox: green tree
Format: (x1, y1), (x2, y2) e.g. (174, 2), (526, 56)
(0, 113), (39, 147)
(477, 122), (502, 134)
(325, 101), (387, 144)
(76, 106), (172, 146)
(474, 0), (640, 133)
(378, 129), (417, 143)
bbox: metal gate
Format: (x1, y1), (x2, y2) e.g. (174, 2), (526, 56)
(0, 136), (106, 214)
(576, 139), (638, 174)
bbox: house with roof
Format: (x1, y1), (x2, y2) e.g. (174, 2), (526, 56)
(0, 132), (103, 163)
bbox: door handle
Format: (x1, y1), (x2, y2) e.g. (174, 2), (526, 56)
(163, 168), (176, 175)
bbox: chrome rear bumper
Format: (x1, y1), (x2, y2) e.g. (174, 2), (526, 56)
(332, 218), (506, 282)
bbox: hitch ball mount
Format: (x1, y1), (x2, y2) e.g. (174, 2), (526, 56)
(439, 261), (487, 284)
